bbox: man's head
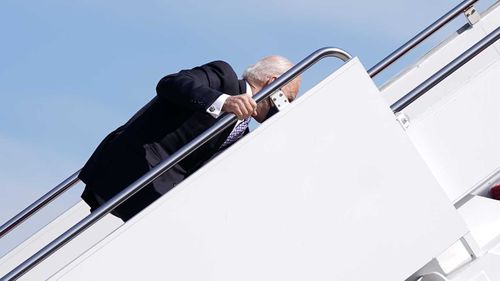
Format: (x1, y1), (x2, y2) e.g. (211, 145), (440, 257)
(243, 56), (301, 123)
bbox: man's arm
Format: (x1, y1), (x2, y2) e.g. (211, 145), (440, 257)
(156, 60), (257, 120)
(156, 61), (235, 112)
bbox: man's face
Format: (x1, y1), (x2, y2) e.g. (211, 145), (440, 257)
(252, 78), (301, 123)
(282, 79), (300, 102)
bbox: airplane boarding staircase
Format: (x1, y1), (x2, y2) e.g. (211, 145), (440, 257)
(2, 0), (500, 280)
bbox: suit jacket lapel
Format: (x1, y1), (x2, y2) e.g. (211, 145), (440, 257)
(238, 79), (246, 95)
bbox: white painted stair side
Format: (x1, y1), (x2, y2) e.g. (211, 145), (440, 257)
(51, 59), (467, 281)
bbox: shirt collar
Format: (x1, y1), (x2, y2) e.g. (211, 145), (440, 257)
(245, 81), (253, 97)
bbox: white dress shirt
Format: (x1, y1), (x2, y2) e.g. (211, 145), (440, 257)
(206, 81), (253, 119)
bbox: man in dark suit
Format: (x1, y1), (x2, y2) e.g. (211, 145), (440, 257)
(79, 56), (300, 221)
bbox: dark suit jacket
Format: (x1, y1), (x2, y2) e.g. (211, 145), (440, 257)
(79, 61), (247, 221)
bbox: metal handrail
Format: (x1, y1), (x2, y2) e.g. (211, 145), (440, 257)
(0, 0), (479, 249)
(0, 171), (81, 239)
(391, 26), (500, 113)
(368, 0), (479, 78)
(1, 47), (352, 280)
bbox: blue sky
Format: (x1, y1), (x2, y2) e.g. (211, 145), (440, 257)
(0, 0), (495, 256)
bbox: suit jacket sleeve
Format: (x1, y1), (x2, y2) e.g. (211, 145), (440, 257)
(155, 60), (238, 112)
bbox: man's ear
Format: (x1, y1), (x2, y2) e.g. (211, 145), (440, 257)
(266, 76), (277, 85)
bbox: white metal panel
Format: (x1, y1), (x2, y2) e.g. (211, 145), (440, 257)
(458, 196), (500, 250)
(405, 59), (500, 202)
(379, 3), (500, 202)
(397, 45), (499, 120)
(448, 251), (500, 281)
(480, 1), (500, 58)
(0, 201), (122, 280)
(52, 59), (466, 281)
(481, 1), (500, 37)
(380, 25), (490, 107)
(380, 2), (500, 108)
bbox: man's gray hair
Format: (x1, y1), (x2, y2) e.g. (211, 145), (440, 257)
(243, 56), (293, 85)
